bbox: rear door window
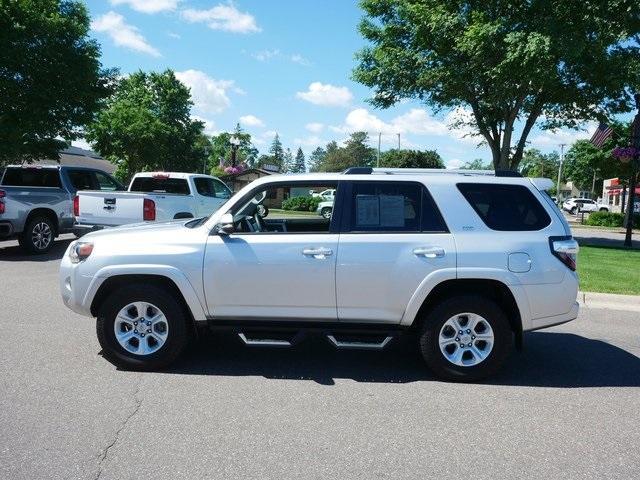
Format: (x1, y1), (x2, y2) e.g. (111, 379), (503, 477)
(457, 183), (551, 231)
(1, 168), (62, 188)
(67, 170), (96, 191)
(94, 172), (121, 191)
(342, 181), (448, 233)
(130, 177), (190, 194)
(194, 177), (215, 197)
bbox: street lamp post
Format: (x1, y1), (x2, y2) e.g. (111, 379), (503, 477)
(229, 135), (241, 168)
(556, 143), (566, 204)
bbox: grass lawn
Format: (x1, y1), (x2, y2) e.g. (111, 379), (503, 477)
(578, 245), (640, 295)
(268, 208), (318, 218)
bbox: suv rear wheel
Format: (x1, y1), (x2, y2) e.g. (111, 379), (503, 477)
(96, 284), (190, 370)
(419, 295), (512, 382)
(19, 215), (55, 254)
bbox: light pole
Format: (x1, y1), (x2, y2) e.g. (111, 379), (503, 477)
(623, 93), (640, 247)
(377, 132), (381, 167)
(229, 135), (241, 168)
(556, 143), (566, 204)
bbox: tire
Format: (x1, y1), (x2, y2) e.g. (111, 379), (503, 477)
(418, 295), (512, 382)
(570, 207), (577, 215)
(321, 207), (332, 219)
(599, 208), (608, 212)
(96, 284), (190, 370)
(19, 215), (56, 254)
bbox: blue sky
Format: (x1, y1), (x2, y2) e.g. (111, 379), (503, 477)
(81, 0), (601, 167)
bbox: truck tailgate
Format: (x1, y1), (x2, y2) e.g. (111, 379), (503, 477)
(76, 191), (145, 227)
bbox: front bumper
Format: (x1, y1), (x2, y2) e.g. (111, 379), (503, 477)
(59, 249), (102, 317)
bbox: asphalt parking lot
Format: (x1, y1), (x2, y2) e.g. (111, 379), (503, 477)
(1, 234), (639, 480)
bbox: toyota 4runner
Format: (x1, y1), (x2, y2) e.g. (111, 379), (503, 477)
(60, 168), (579, 381)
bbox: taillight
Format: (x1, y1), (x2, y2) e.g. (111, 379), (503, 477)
(73, 195), (79, 216)
(143, 198), (156, 221)
(0, 189), (5, 214)
(550, 236), (578, 271)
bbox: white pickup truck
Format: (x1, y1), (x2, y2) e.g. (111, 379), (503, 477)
(74, 172), (232, 233)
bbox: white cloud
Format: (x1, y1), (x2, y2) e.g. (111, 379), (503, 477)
(239, 114), (265, 128)
(305, 122), (324, 133)
(445, 158), (465, 169)
(168, 32), (181, 39)
(290, 54), (310, 66)
(252, 49), (280, 61)
(71, 138), (93, 151)
(175, 70), (237, 114)
(293, 135), (324, 147)
(528, 123), (597, 148)
(181, 3), (260, 34)
(251, 49), (310, 66)
(192, 116), (218, 136)
(110, 0), (180, 14)
(296, 82), (353, 107)
(92, 12), (160, 57)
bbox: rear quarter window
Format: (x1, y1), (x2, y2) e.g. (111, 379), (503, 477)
(0, 168), (61, 188)
(130, 177), (190, 194)
(457, 183), (551, 231)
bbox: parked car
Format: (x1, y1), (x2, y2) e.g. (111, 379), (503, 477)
(316, 200), (333, 219)
(0, 165), (123, 253)
(311, 188), (336, 202)
(562, 197), (609, 214)
(60, 167), (579, 381)
(73, 172), (232, 234)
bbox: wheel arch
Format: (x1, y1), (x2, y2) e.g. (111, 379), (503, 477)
(408, 279), (524, 349)
(23, 208), (59, 234)
(89, 273), (204, 336)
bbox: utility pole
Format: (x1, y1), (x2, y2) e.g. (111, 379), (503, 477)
(397, 133), (401, 150)
(623, 93), (640, 248)
(556, 144), (566, 204)
(591, 169), (598, 198)
(377, 132), (381, 167)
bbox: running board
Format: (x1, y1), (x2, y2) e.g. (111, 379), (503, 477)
(237, 331), (302, 348)
(326, 334), (394, 350)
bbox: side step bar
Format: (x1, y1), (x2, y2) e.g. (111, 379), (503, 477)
(326, 335), (394, 350)
(237, 331), (304, 348)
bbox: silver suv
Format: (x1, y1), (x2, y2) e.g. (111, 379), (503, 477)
(60, 168), (579, 381)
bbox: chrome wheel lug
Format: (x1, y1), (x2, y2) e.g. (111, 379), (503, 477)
(468, 343), (472, 347)
(146, 321), (151, 326)
(147, 329), (151, 333)
(141, 333), (145, 337)
(472, 335), (476, 340)
(458, 330), (463, 334)
(133, 321), (138, 326)
(455, 337), (460, 342)
(459, 343), (464, 348)
(466, 329), (471, 334)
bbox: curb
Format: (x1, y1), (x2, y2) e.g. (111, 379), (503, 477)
(578, 291), (640, 312)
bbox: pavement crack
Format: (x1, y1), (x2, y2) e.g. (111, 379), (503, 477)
(94, 379), (143, 480)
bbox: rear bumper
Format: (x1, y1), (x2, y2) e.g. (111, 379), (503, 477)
(72, 223), (107, 235)
(527, 301), (579, 331)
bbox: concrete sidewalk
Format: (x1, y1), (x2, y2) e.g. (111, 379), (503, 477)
(579, 291), (640, 312)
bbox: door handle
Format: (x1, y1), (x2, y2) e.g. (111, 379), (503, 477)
(302, 247), (333, 259)
(413, 246), (445, 258)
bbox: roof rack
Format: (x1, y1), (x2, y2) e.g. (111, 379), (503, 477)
(342, 167), (521, 177)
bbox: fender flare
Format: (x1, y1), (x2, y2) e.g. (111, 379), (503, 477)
(85, 264), (207, 321)
(400, 267), (532, 328)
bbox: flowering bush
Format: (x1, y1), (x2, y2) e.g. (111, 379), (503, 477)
(612, 146), (638, 163)
(223, 165), (245, 175)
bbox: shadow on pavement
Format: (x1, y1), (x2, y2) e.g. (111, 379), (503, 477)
(575, 236), (639, 249)
(162, 330), (640, 388)
(0, 237), (73, 262)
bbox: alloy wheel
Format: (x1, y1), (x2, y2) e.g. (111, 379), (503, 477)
(438, 313), (494, 367)
(114, 302), (169, 356)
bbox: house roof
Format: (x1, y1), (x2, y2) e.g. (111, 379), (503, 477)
(27, 147), (116, 174)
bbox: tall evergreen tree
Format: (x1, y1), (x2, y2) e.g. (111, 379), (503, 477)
(282, 148), (294, 174)
(269, 133), (284, 171)
(293, 147), (306, 173)
(308, 147), (326, 172)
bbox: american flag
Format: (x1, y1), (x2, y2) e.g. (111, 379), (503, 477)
(590, 123), (613, 147)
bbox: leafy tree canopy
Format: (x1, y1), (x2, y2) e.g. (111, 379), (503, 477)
(380, 149), (444, 169)
(292, 147), (306, 173)
(308, 147), (326, 172)
(460, 158), (492, 170)
(0, 0), (117, 164)
(313, 132), (376, 172)
(519, 149), (560, 179)
(85, 69), (207, 180)
(354, 0), (640, 170)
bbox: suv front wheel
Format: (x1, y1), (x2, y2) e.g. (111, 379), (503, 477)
(419, 295), (512, 382)
(96, 284), (190, 370)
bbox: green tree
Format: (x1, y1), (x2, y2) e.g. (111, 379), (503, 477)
(85, 70), (206, 180)
(308, 147), (326, 172)
(564, 124), (633, 192)
(0, 0), (116, 164)
(354, 0), (640, 171)
(209, 123), (258, 172)
(460, 159), (492, 170)
(266, 133), (285, 171)
(292, 147), (306, 173)
(314, 132), (376, 172)
(380, 149), (444, 169)
(519, 149), (560, 178)
(282, 148), (294, 174)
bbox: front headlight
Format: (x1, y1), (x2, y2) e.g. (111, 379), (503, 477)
(69, 241), (94, 263)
